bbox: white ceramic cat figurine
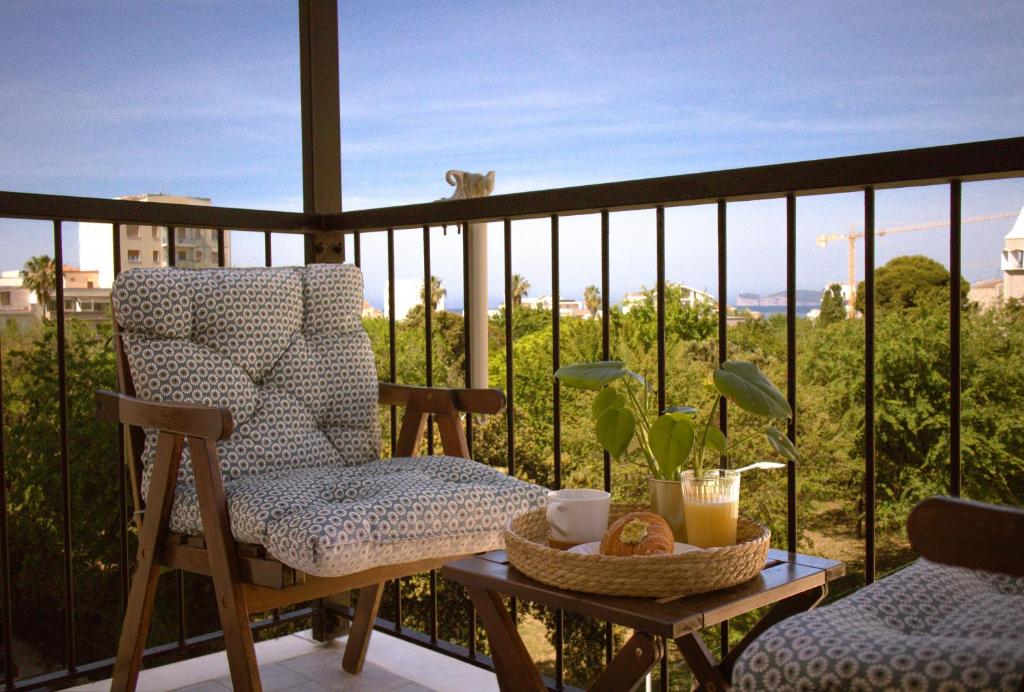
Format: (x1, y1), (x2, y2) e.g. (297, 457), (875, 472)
(443, 170), (495, 199)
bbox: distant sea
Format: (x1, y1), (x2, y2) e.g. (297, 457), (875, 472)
(748, 305), (817, 316)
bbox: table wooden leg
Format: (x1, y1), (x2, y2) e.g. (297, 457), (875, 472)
(676, 633), (730, 691)
(718, 583), (827, 681)
(467, 586), (546, 692)
(589, 631), (662, 692)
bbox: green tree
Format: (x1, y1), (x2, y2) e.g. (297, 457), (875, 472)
(420, 275), (446, 312)
(20, 255), (56, 320)
(854, 255), (969, 313)
(583, 285), (600, 318)
(818, 283), (847, 324)
(511, 274), (530, 307)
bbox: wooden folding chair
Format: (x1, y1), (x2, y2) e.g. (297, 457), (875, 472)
(98, 265), (539, 691)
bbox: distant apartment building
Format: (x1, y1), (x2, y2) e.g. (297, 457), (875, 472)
(0, 266), (111, 326)
(969, 206), (1024, 308)
(78, 193), (230, 288)
(521, 295), (587, 318)
(620, 283), (715, 314)
(1001, 208), (1024, 300)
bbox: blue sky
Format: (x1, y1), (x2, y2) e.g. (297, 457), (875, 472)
(1, 1), (1022, 307)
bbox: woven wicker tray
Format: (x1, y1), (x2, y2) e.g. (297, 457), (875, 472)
(504, 504), (770, 598)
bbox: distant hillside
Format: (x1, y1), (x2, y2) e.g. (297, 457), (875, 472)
(736, 289), (823, 307)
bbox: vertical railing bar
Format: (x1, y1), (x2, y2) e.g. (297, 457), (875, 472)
(423, 226), (434, 455)
(502, 219), (518, 626)
(949, 180), (962, 498)
(656, 207), (666, 412)
(503, 219), (516, 481)
(461, 223), (476, 658)
(386, 228), (401, 632)
(53, 220), (76, 672)
(0, 273), (15, 688)
(421, 225), (434, 646)
(353, 230), (362, 269)
(387, 229), (397, 453)
(216, 229), (226, 268)
(600, 210), (611, 665)
(176, 571), (186, 645)
(112, 223), (130, 612)
(550, 214), (563, 689)
(864, 187), (877, 585)
(428, 571), (437, 644)
(339, 232), (346, 263)
(785, 194), (797, 554)
(717, 200), (730, 657)
(461, 223), (474, 458)
(264, 231), (272, 267)
(385, 228), (401, 638)
(167, 225), (176, 268)
(600, 210), (611, 492)
(394, 579), (402, 633)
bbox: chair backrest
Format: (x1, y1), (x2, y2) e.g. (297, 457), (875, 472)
(112, 264), (380, 503)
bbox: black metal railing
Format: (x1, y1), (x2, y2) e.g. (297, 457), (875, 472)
(0, 135), (1021, 690)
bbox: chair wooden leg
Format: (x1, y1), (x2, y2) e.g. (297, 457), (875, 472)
(111, 432), (184, 692)
(191, 438), (262, 691)
(342, 582), (384, 674)
(110, 547), (163, 691)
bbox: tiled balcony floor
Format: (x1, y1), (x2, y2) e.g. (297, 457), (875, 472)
(69, 629), (500, 692)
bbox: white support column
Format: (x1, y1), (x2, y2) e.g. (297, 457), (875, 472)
(442, 170), (495, 388)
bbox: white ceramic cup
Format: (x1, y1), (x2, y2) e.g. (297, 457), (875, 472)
(546, 489), (611, 544)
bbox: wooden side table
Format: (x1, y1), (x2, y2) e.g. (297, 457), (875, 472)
(442, 548), (844, 692)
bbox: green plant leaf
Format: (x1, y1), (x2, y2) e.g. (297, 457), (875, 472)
(712, 361), (792, 420)
(649, 414), (694, 480)
(765, 426), (798, 461)
(703, 425), (727, 456)
(555, 361), (628, 390)
(591, 386), (625, 419)
(595, 407), (635, 459)
(664, 405), (697, 416)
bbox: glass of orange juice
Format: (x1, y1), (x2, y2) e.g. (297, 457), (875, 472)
(681, 469), (740, 548)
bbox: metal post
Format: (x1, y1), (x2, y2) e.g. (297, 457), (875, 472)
(467, 220), (488, 387)
(440, 169), (495, 387)
(299, 0), (344, 263)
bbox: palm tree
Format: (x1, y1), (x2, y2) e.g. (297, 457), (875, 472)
(421, 275), (446, 311)
(21, 255), (56, 320)
(583, 284), (601, 318)
(511, 273), (530, 307)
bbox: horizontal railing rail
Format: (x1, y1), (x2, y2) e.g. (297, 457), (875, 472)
(0, 191), (316, 232)
(330, 137), (1024, 231)
(0, 134), (1021, 690)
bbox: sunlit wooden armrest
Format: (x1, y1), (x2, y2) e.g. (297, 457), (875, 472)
(908, 495), (1024, 577)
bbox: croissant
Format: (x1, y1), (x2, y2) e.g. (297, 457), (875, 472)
(599, 511), (674, 557)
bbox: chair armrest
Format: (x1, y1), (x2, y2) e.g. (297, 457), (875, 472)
(96, 390), (234, 441)
(908, 496), (1024, 577)
(378, 382), (505, 415)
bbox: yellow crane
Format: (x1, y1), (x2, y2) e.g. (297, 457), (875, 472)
(815, 211), (1018, 314)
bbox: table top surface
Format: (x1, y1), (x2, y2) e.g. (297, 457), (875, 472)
(442, 548), (845, 638)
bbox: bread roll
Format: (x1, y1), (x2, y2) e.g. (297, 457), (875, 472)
(599, 511), (674, 556)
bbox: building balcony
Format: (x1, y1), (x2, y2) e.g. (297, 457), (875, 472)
(0, 136), (1022, 690)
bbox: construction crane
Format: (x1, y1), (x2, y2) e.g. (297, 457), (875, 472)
(815, 211), (1018, 314)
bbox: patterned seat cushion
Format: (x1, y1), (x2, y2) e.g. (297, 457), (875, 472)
(733, 559), (1024, 691)
(112, 264), (547, 576)
(168, 455), (546, 576)
(114, 265), (381, 491)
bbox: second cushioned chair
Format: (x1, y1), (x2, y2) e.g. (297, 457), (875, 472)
(98, 263), (546, 691)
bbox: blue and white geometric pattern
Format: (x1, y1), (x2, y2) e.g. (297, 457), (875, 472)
(112, 264), (547, 576)
(733, 558), (1024, 691)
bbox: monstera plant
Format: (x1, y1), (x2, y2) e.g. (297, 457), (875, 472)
(554, 360), (796, 480)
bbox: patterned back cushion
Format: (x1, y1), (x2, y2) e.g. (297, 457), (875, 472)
(112, 264), (380, 496)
